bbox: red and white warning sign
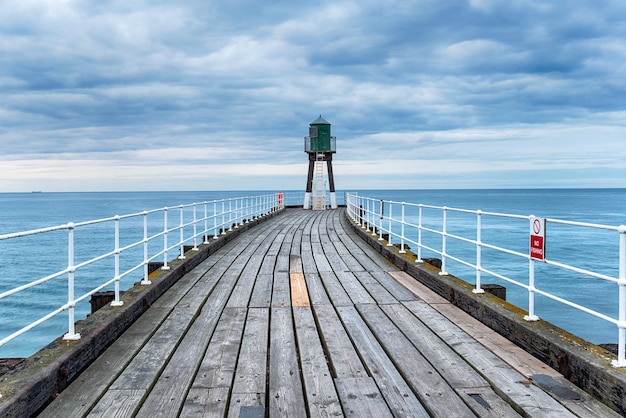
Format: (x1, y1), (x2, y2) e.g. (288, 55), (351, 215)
(529, 217), (546, 261)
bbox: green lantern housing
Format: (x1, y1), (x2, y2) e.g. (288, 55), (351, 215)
(305, 115), (336, 153)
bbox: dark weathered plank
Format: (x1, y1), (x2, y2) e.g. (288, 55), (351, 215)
(269, 307), (307, 416)
(336, 306), (430, 417)
(356, 303), (480, 417)
(188, 307), (247, 390)
(402, 300), (577, 417)
(313, 304), (368, 379)
(293, 306), (343, 416)
(183, 387), (229, 418)
(232, 308), (270, 397)
(335, 378), (392, 417)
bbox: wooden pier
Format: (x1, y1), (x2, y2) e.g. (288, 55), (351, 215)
(38, 208), (619, 417)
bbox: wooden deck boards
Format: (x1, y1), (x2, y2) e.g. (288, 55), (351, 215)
(40, 208), (620, 418)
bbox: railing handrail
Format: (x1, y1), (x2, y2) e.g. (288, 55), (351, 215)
(345, 192), (626, 367)
(0, 193), (284, 354)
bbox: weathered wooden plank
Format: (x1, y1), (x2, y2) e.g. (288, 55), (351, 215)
(352, 270), (397, 305)
(106, 306), (197, 391)
(227, 392), (265, 418)
(293, 307), (343, 417)
(431, 301), (622, 417)
(39, 307), (170, 418)
(313, 304), (368, 379)
(335, 378), (392, 418)
(402, 300), (577, 417)
(334, 270), (376, 305)
(225, 253), (264, 308)
(456, 387), (522, 418)
(368, 270), (417, 301)
(356, 303), (476, 418)
(388, 270), (450, 305)
(190, 307), (247, 390)
(182, 387), (229, 418)
(135, 289), (236, 416)
(379, 303), (489, 389)
(305, 272), (332, 306)
(336, 306), (430, 417)
(232, 308), (269, 395)
(248, 273), (273, 308)
(269, 307), (307, 417)
(318, 270), (353, 307)
(86, 389), (146, 418)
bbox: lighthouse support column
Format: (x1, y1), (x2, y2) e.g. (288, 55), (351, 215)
(304, 155), (315, 209)
(326, 156), (337, 209)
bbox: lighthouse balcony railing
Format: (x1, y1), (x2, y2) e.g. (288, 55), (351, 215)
(345, 192), (626, 368)
(0, 193), (284, 356)
(303, 136), (336, 153)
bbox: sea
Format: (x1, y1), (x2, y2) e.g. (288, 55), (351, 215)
(1, 189), (625, 358)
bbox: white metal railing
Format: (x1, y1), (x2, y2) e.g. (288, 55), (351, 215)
(346, 192), (626, 367)
(0, 193), (284, 351)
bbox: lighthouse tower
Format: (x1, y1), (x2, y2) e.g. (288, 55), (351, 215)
(303, 115), (337, 210)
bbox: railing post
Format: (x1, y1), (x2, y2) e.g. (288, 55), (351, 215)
(221, 200), (226, 235)
(111, 216), (124, 306)
(162, 207), (170, 270)
(63, 223), (80, 341)
(234, 198), (240, 228)
(228, 199), (233, 231)
(400, 202), (406, 254)
(213, 201), (219, 239)
(613, 225), (626, 367)
(387, 201), (393, 247)
(378, 200), (384, 240)
(473, 210), (485, 294)
(439, 207), (448, 275)
(524, 214), (540, 321)
(141, 211), (151, 285)
(192, 203), (199, 251)
(203, 202), (210, 244)
(416, 204), (423, 263)
(178, 205), (186, 259)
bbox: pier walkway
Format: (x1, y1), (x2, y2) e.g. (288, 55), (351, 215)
(40, 208), (618, 417)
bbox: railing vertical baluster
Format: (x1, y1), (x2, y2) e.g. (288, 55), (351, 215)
(111, 216), (123, 306)
(400, 202), (406, 254)
(387, 201), (393, 247)
(178, 205), (186, 260)
(613, 226), (626, 367)
(203, 202), (210, 244)
(221, 200), (226, 235)
(473, 210), (485, 294)
(378, 200), (384, 240)
(440, 207), (448, 275)
(162, 208), (170, 270)
(246, 196), (250, 223)
(213, 201), (218, 239)
(525, 215), (540, 320)
(417, 204), (423, 263)
(229, 199), (233, 231)
(235, 198), (240, 228)
(525, 257), (539, 321)
(63, 223), (80, 341)
(192, 203), (199, 251)
(141, 211), (151, 285)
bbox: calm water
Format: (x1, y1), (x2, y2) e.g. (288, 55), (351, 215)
(1, 189), (625, 358)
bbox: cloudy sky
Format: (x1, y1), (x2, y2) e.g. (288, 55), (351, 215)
(1, 0), (625, 192)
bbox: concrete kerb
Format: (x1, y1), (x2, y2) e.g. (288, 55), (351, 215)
(0, 208), (285, 418)
(345, 211), (626, 416)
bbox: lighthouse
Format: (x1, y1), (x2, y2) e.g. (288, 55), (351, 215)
(303, 115), (337, 210)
